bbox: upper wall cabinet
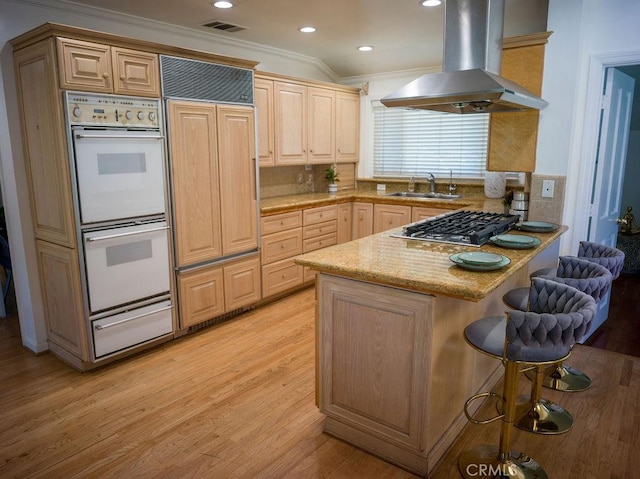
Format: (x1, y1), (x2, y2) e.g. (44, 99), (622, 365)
(57, 37), (160, 97)
(256, 72), (360, 166)
(487, 32), (551, 172)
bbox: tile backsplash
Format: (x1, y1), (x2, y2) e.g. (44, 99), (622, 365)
(259, 164), (355, 198)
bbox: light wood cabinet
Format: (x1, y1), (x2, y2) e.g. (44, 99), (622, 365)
(223, 256), (261, 311)
(336, 91), (360, 163)
(36, 240), (87, 359)
(337, 203), (353, 244)
(254, 77), (275, 167)
(57, 37), (160, 97)
(260, 73), (359, 166)
(168, 100), (223, 267)
(14, 38), (77, 248)
(487, 32), (550, 172)
(217, 105), (259, 256)
(352, 202), (374, 239)
(303, 205), (338, 253)
(260, 211), (304, 298)
(168, 100), (258, 267)
(178, 265), (225, 328)
(411, 206), (454, 222)
(177, 255), (260, 328)
(274, 81), (307, 165)
(373, 204), (411, 233)
(307, 87), (336, 164)
(318, 274), (433, 451)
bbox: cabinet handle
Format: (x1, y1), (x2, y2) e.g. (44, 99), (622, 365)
(103, 72), (109, 78)
(85, 225), (169, 242)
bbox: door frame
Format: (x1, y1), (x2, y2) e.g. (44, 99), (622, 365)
(567, 50), (640, 254)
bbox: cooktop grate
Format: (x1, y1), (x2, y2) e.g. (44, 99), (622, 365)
(393, 210), (520, 246)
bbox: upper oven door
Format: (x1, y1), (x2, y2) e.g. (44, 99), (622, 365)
(72, 128), (166, 224)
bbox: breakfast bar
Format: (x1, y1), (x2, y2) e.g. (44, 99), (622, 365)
(296, 220), (566, 476)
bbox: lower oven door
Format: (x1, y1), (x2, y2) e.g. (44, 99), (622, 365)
(92, 299), (173, 358)
(84, 221), (171, 313)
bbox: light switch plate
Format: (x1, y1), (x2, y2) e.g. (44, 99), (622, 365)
(542, 179), (555, 198)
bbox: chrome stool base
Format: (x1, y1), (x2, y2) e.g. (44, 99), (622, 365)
(513, 397), (574, 434)
(459, 445), (548, 478)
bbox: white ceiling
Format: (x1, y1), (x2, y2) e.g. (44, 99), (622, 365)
(64, 0), (548, 78)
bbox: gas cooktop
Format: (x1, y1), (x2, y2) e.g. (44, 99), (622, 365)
(392, 210), (520, 247)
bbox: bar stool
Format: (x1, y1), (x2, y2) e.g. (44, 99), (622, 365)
(459, 278), (596, 479)
(505, 256), (611, 396)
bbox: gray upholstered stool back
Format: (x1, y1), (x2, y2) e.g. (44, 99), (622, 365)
(504, 277), (597, 362)
(578, 241), (625, 280)
(538, 256), (612, 304)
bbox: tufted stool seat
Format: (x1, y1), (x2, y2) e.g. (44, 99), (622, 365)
(578, 241), (625, 280)
(506, 256), (612, 396)
(459, 278), (596, 479)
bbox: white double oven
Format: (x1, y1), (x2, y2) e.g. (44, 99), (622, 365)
(66, 92), (173, 360)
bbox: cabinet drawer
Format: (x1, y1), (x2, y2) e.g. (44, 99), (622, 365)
(261, 228), (303, 264)
(262, 258), (304, 297)
(303, 219), (337, 239)
(261, 211), (303, 235)
(304, 205), (338, 225)
(303, 266), (317, 283)
(303, 232), (337, 253)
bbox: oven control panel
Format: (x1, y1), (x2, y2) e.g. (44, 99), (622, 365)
(66, 92), (161, 128)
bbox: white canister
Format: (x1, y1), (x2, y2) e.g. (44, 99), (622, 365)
(484, 171), (507, 199)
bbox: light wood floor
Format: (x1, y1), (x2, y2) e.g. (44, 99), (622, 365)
(2, 286), (640, 478)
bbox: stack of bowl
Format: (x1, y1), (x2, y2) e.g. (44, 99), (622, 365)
(509, 191), (529, 222)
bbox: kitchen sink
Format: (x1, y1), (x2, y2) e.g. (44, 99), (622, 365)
(386, 191), (461, 200)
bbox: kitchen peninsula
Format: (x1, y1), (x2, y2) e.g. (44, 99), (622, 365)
(296, 214), (566, 476)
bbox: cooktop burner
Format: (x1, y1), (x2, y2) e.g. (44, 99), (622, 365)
(392, 210), (520, 247)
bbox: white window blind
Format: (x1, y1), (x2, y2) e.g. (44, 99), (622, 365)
(373, 101), (490, 179)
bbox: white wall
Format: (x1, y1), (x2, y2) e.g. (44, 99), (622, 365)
(538, 0), (640, 255)
(0, 0), (336, 352)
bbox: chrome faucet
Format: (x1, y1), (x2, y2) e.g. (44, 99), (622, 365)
(428, 173), (436, 193)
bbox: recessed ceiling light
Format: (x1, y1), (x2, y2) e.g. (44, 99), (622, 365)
(299, 26), (317, 33)
(213, 1), (233, 8)
(420, 0), (441, 6)
(358, 46), (374, 52)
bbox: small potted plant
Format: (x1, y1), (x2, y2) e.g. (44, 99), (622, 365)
(325, 164), (340, 194)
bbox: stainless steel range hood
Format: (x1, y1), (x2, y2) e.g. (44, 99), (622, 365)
(381, 0), (547, 114)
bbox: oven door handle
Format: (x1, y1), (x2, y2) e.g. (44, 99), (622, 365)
(85, 225), (169, 242)
(75, 133), (164, 140)
(94, 305), (173, 330)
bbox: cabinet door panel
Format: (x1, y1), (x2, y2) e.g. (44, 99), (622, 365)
(373, 205), (411, 233)
(168, 100), (222, 266)
(57, 37), (112, 92)
(308, 87), (335, 164)
(274, 82), (307, 164)
(352, 202), (374, 239)
(217, 105), (259, 255)
(224, 256), (261, 310)
(178, 266), (225, 328)
(336, 91), (360, 163)
(111, 47), (160, 97)
(254, 78), (275, 166)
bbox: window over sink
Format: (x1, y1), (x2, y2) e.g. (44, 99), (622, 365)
(372, 101), (517, 180)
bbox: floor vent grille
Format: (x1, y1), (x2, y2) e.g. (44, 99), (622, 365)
(187, 305), (254, 333)
(203, 20), (248, 33)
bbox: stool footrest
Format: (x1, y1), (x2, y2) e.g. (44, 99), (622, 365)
(463, 392), (504, 425)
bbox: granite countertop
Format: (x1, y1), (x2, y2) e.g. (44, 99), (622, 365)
(259, 189), (503, 216)
(295, 225), (567, 302)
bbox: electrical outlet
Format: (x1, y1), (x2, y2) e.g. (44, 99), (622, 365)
(541, 179), (555, 198)
(304, 165), (312, 171)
